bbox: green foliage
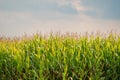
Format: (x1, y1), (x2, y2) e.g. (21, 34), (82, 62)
(0, 33), (120, 80)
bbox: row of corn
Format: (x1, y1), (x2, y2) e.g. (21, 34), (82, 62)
(0, 33), (120, 80)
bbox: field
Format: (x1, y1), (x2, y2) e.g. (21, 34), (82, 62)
(0, 32), (120, 80)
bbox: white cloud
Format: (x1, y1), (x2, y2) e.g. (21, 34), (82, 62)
(70, 0), (88, 12)
(0, 11), (120, 38)
(48, 0), (90, 12)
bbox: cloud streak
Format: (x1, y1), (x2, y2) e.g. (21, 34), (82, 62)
(49, 0), (89, 12)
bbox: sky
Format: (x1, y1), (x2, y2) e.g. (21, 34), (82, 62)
(0, 0), (120, 37)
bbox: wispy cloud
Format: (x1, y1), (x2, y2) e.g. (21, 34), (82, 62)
(70, 0), (87, 12)
(49, 0), (90, 12)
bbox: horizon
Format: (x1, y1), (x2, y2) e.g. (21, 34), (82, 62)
(0, 0), (120, 38)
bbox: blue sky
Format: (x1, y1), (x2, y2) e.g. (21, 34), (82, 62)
(0, 0), (120, 37)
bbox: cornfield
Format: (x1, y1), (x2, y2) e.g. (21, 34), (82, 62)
(0, 33), (120, 80)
